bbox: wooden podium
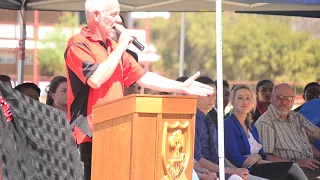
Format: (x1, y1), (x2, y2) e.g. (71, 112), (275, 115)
(91, 94), (197, 180)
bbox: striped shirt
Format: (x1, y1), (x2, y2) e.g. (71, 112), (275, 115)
(255, 104), (318, 160)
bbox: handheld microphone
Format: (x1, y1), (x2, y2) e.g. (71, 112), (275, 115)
(114, 25), (145, 51)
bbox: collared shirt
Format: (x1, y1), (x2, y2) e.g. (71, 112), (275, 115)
(194, 109), (219, 164)
(65, 27), (145, 144)
(255, 104), (318, 160)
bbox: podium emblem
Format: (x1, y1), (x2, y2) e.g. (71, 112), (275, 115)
(162, 121), (190, 180)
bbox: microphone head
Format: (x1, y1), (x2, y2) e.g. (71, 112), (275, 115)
(113, 24), (145, 51)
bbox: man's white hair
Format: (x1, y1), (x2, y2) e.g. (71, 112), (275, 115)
(85, 0), (118, 22)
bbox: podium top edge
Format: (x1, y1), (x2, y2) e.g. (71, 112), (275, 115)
(130, 94), (197, 99)
(93, 94), (198, 108)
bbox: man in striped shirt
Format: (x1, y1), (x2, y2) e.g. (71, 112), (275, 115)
(255, 83), (320, 179)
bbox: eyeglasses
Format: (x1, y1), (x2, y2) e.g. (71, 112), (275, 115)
(275, 94), (295, 101)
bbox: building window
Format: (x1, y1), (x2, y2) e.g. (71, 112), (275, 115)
(0, 54), (15, 64)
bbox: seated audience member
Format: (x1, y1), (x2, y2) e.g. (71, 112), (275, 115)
(151, 91), (172, 95)
(207, 80), (230, 129)
(176, 76), (189, 82)
(294, 82), (320, 112)
(193, 168), (200, 180)
(224, 84), (307, 179)
(255, 83), (320, 179)
(214, 80), (230, 115)
(175, 76), (189, 95)
(0, 75), (12, 179)
(194, 160), (218, 180)
(0, 75), (12, 87)
(253, 80), (274, 123)
(124, 82), (141, 95)
(225, 85), (239, 118)
(0, 79), (83, 180)
(46, 76), (68, 112)
(175, 76), (217, 180)
(299, 99), (320, 151)
(15, 82), (41, 101)
(194, 76), (251, 180)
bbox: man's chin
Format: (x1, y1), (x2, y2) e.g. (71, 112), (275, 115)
(109, 31), (118, 42)
(276, 109), (290, 116)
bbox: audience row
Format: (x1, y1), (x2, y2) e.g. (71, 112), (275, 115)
(0, 75), (67, 113)
(189, 76), (320, 180)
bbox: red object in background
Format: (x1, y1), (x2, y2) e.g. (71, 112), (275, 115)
(0, 96), (13, 122)
(144, 14), (150, 71)
(33, 11), (39, 84)
(17, 39), (25, 60)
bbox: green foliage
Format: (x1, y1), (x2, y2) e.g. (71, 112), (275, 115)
(39, 12), (78, 76)
(144, 13), (320, 82)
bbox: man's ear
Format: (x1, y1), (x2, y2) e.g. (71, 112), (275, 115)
(93, 10), (101, 22)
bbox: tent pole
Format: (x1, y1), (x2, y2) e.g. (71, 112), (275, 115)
(179, 12), (185, 77)
(33, 11), (39, 85)
(216, 0), (225, 179)
(17, 6), (26, 84)
(144, 13), (151, 71)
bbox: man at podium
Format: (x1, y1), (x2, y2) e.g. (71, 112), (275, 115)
(64, 0), (214, 179)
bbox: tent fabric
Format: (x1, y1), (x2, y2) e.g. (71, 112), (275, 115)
(0, 82), (84, 180)
(1, 0), (320, 13)
(236, 11), (320, 18)
(234, 0), (320, 5)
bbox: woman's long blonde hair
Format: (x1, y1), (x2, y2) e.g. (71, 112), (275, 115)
(229, 84), (256, 127)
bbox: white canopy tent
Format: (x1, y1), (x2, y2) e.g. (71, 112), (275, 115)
(2, 0), (320, 83)
(3, 0), (320, 11)
(1, 1), (320, 179)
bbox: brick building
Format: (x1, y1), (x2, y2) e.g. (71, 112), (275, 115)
(0, 9), (66, 81)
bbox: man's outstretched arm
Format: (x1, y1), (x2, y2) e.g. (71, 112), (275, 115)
(137, 71), (214, 96)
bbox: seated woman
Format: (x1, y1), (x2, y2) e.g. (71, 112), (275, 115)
(224, 84), (307, 180)
(45, 76), (68, 112)
(252, 80), (274, 124)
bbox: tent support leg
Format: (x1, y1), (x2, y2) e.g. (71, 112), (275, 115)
(216, 0), (225, 179)
(17, 6), (26, 84)
(179, 12), (185, 77)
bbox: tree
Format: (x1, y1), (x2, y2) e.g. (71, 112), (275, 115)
(39, 12), (78, 76)
(140, 13), (217, 79)
(140, 13), (320, 83)
(221, 14), (320, 83)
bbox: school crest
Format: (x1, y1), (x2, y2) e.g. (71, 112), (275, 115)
(162, 121), (190, 180)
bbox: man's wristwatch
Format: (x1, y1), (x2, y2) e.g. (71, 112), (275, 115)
(200, 168), (208, 173)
